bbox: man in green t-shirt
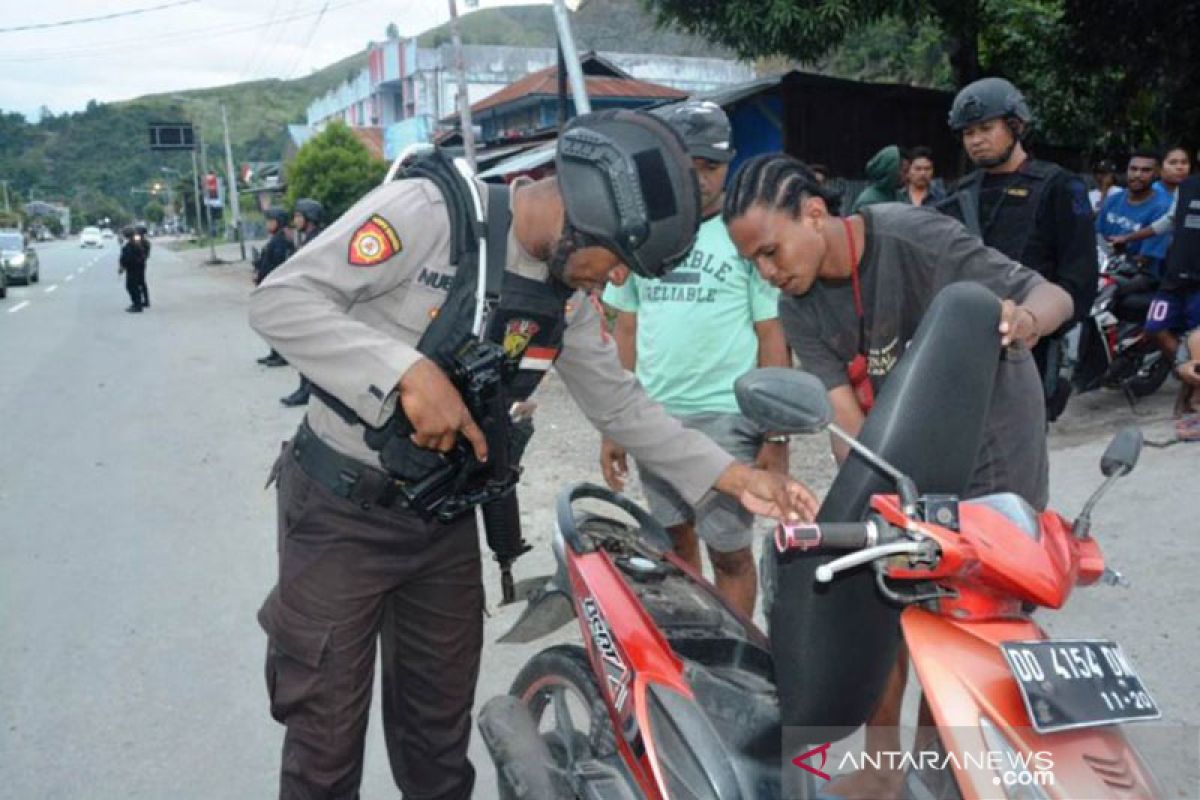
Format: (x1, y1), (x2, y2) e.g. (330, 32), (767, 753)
(600, 101), (790, 616)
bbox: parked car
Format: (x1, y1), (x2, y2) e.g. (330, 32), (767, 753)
(0, 230), (39, 285)
(80, 226), (104, 248)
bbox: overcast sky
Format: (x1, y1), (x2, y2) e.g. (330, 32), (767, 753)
(0, 0), (549, 120)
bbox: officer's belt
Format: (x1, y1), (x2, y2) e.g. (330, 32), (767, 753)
(291, 420), (407, 510)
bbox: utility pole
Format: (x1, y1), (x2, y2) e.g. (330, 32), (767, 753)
(0, 180), (10, 213)
(189, 152), (202, 238)
(199, 136), (218, 263)
(220, 103), (245, 261)
(552, 0), (590, 115)
(447, 0), (477, 169)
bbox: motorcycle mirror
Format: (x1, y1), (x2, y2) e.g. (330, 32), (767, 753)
(735, 368), (832, 435)
(1100, 428), (1143, 477)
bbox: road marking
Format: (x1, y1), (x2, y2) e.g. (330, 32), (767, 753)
(44, 284), (58, 293)
(65, 274), (75, 282)
(76, 267), (85, 274)
(8, 301), (30, 313)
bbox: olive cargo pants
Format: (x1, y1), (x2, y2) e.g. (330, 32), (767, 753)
(258, 446), (483, 800)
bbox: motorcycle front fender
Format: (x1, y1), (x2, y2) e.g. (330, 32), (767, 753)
(497, 576), (575, 644)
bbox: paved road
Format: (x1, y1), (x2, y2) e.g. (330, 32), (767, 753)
(1, 238), (1195, 798)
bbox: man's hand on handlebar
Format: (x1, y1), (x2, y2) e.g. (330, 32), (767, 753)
(396, 357), (489, 462)
(715, 462), (819, 523)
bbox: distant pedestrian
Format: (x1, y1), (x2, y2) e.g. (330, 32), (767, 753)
(255, 209), (296, 367)
(280, 198), (325, 406)
(118, 226), (148, 313)
(850, 144), (905, 212)
(902, 146), (945, 207)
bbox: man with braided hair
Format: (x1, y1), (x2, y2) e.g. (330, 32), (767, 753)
(724, 153), (1073, 799)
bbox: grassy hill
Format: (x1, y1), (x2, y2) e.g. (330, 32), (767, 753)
(0, 0), (732, 226)
(418, 0), (733, 57)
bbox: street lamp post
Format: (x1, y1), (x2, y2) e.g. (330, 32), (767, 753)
(220, 103), (246, 261)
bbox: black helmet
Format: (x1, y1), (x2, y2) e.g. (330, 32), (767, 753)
(948, 77), (1032, 131)
(555, 109), (700, 278)
(121, 226), (135, 238)
(264, 208), (289, 226)
(654, 100), (735, 163)
(294, 198), (324, 225)
(135, 224), (148, 235)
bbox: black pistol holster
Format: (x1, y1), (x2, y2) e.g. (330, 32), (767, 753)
(311, 148), (570, 600)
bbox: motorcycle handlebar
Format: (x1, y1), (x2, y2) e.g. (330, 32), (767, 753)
(774, 517), (892, 554)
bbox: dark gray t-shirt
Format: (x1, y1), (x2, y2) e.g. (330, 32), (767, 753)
(779, 203), (1050, 508)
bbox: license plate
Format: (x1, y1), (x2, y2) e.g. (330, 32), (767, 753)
(1001, 639), (1161, 734)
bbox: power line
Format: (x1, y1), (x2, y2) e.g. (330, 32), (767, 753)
(0, 0), (199, 34)
(0, 0), (366, 63)
(237, 0), (289, 81)
(286, 0), (332, 79)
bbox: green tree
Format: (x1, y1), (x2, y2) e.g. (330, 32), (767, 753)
(643, 0), (992, 87)
(284, 121), (387, 223)
(645, 0), (1196, 153)
(143, 200), (165, 224)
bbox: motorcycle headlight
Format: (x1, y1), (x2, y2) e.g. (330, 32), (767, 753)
(979, 717), (1053, 800)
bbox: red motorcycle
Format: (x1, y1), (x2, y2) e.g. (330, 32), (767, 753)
(1069, 252), (1172, 401)
(479, 283), (1164, 799)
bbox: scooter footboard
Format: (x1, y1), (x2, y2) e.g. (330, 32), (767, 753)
(902, 609), (1161, 799)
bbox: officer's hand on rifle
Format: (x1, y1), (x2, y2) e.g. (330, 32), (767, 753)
(716, 463), (819, 524)
(398, 358), (489, 462)
(599, 438), (628, 492)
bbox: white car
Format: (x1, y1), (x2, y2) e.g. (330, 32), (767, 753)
(80, 227), (104, 248)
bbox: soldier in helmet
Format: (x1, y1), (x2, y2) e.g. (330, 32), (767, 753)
(249, 109), (818, 800)
(118, 226), (148, 313)
(255, 208), (296, 366)
(939, 77), (1098, 422)
(279, 198), (325, 402)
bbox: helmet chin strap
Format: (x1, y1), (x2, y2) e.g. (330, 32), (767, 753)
(972, 118), (1023, 170)
(546, 223), (589, 288)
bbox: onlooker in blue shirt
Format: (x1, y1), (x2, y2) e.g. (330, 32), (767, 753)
(1097, 149), (1174, 275)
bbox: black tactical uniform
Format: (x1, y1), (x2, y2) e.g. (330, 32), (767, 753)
(938, 78), (1097, 419)
(119, 227), (148, 313)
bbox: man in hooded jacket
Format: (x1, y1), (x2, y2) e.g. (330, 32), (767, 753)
(850, 145), (906, 212)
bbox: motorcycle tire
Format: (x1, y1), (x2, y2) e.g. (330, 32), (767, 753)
(1118, 351), (1173, 398)
(507, 644), (618, 799)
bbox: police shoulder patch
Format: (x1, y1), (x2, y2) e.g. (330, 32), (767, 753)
(348, 214), (403, 266)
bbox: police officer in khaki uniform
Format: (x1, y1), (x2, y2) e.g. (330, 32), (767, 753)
(249, 110), (818, 800)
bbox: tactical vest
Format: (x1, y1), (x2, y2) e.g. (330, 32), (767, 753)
(1163, 176), (1200, 291)
(940, 159), (1062, 272)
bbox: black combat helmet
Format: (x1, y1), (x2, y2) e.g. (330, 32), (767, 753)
(294, 198), (324, 226)
(264, 208), (289, 227)
(948, 77), (1032, 132)
(555, 109), (700, 278)
(654, 100), (735, 163)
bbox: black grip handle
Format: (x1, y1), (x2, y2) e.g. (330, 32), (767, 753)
(774, 520), (878, 553)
